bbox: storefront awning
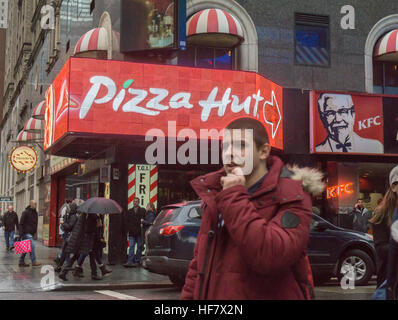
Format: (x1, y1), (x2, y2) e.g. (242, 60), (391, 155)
(32, 100), (45, 120)
(24, 117), (43, 133)
(74, 27), (109, 55)
(17, 130), (38, 142)
(187, 8), (244, 47)
(374, 29), (398, 61)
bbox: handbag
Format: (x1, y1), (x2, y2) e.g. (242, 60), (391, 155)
(14, 239), (32, 254)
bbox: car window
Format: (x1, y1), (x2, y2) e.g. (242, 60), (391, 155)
(188, 207), (202, 220)
(155, 207), (182, 225)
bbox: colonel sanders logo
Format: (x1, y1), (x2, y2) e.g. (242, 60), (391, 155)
(315, 93), (383, 153)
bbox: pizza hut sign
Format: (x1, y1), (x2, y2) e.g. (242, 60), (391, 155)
(44, 58), (284, 150)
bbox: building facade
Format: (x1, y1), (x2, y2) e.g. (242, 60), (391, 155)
(1, 0), (398, 261)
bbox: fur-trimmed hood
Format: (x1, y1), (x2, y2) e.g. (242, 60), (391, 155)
(288, 165), (326, 196)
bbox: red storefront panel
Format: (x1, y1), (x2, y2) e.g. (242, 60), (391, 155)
(44, 57), (283, 151)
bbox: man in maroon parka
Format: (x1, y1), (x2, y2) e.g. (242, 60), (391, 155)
(180, 118), (325, 300)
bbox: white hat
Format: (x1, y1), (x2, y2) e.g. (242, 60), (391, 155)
(389, 165), (398, 186)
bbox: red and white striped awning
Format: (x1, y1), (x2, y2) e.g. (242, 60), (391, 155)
(374, 29), (398, 61)
(74, 27), (108, 55)
(32, 100), (45, 120)
(17, 130), (38, 142)
(186, 8), (244, 47)
(24, 118), (43, 133)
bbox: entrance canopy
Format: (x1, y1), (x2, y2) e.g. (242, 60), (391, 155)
(374, 29), (398, 61)
(44, 57), (283, 158)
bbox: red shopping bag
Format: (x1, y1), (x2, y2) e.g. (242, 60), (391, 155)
(14, 239), (32, 254)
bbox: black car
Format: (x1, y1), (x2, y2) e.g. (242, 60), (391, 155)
(143, 201), (377, 287)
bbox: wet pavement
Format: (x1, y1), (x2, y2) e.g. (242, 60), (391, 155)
(0, 229), (378, 299)
(0, 229), (172, 293)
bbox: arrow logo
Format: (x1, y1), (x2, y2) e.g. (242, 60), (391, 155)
(262, 91), (281, 139)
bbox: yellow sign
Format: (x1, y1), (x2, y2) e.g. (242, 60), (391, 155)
(9, 146), (38, 173)
(103, 182), (110, 255)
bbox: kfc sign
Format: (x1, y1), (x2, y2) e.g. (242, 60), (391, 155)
(310, 91), (384, 154)
(44, 58), (283, 151)
(326, 183), (354, 199)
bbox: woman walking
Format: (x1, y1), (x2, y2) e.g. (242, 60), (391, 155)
(370, 167), (398, 287)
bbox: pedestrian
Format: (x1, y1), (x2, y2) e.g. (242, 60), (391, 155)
(59, 213), (103, 281)
(73, 214), (112, 278)
(350, 199), (372, 233)
(54, 202), (79, 272)
(55, 199), (73, 265)
(141, 203), (156, 232)
(18, 200), (41, 267)
(370, 186), (396, 287)
(377, 166), (398, 299)
(2, 205), (18, 251)
(123, 197), (146, 268)
(180, 117), (325, 300)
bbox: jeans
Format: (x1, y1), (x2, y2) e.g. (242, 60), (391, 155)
(78, 248), (103, 267)
(19, 234), (36, 263)
(4, 230), (15, 248)
(127, 235), (143, 264)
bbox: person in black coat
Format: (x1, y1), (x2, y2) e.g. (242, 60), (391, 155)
(123, 197), (146, 267)
(2, 205), (18, 251)
(74, 214), (112, 278)
(18, 200), (41, 267)
(142, 203), (156, 232)
(59, 213), (102, 281)
(54, 203), (78, 272)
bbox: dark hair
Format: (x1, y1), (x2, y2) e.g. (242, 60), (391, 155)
(226, 117), (269, 149)
(147, 202), (156, 212)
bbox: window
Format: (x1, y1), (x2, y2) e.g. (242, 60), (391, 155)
(295, 13), (330, 67)
(373, 61), (398, 94)
(188, 207), (202, 220)
(179, 46), (233, 70)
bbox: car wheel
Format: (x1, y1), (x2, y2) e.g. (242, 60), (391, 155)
(337, 249), (374, 286)
(169, 275), (185, 288)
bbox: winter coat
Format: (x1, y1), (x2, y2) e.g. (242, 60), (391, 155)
(386, 208), (398, 298)
(19, 206), (38, 236)
(93, 224), (106, 250)
(65, 213), (87, 254)
(350, 206), (372, 233)
(79, 214), (98, 255)
(125, 207), (146, 237)
(61, 203), (78, 234)
(2, 211), (18, 232)
(142, 210), (156, 231)
(180, 155), (325, 300)
(371, 216), (391, 287)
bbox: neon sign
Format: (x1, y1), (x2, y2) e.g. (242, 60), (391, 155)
(327, 183), (354, 199)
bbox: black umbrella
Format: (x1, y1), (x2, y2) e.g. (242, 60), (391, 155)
(77, 197), (122, 214)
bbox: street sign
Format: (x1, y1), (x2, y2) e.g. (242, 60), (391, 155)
(0, 197), (13, 202)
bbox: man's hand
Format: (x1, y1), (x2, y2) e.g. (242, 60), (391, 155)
(221, 167), (246, 190)
(2, 226), (4, 230)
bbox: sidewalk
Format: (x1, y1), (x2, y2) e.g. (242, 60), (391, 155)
(0, 230), (173, 292)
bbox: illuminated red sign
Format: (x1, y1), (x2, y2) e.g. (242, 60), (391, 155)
(326, 183), (354, 199)
(310, 91), (384, 155)
(44, 57), (283, 151)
